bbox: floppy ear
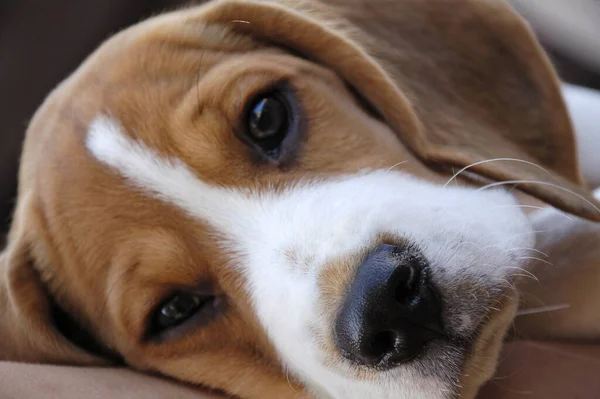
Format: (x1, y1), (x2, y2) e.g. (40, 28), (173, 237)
(191, 0), (600, 220)
(0, 193), (107, 365)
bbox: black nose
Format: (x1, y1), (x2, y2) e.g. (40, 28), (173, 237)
(334, 243), (443, 369)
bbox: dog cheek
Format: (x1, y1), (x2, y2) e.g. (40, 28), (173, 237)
(459, 290), (520, 399)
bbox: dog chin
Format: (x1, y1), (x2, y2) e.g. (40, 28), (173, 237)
(305, 361), (457, 399)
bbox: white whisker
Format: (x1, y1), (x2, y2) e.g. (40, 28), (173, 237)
(384, 160), (408, 174)
(477, 180), (600, 216)
(502, 279), (518, 293)
(490, 204), (546, 211)
(508, 228), (558, 241)
(517, 256), (554, 266)
(489, 204), (572, 221)
(443, 158), (557, 188)
(468, 243), (544, 256)
(511, 273), (539, 282)
(516, 304), (570, 316)
(285, 367), (300, 393)
(476, 228), (556, 242)
(502, 266), (539, 282)
(510, 247), (549, 258)
(451, 167), (459, 187)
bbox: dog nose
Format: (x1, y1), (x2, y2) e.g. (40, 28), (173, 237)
(334, 243), (443, 369)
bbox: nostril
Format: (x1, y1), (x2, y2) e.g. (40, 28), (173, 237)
(369, 330), (398, 360)
(393, 264), (420, 304)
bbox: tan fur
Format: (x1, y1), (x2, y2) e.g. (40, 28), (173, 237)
(1, 0), (597, 398)
(515, 208), (600, 341)
(460, 290), (519, 399)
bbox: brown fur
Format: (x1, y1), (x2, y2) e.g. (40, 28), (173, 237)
(515, 207), (600, 341)
(1, 0), (597, 398)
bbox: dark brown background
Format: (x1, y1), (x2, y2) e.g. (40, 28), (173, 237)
(0, 0), (193, 247)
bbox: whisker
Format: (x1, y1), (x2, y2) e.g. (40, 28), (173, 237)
(466, 242), (504, 251)
(502, 266), (539, 282)
(384, 160), (408, 174)
(492, 228), (557, 240)
(284, 366), (300, 393)
(489, 204), (573, 221)
(465, 243), (545, 257)
(510, 273), (540, 282)
(516, 304), (570, 316)
(517, 256), (554, 266)
(502, 279), (518, 293)
(443, 158), (558, 188)
(477, 180), (600, 216)
(490, 204), (546, 211)
(481, 263), (538, 283)
(466, 229), (555, 246)
(510, 247), (549, 258)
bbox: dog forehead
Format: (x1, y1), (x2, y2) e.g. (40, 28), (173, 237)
(17, 22), (237, 188)
(87, 116), (279, 243)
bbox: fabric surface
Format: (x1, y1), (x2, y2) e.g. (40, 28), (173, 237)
(0, 362), (218, 398)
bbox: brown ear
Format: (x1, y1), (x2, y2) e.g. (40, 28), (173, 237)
(190, 0), (600, 220)
(0, 193), (106, 365)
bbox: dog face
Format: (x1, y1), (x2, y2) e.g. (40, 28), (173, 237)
(1, 1), (599, 398)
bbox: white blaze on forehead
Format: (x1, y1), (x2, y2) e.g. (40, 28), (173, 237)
(87, 116), (254, 236)
(86, 116), (533, 399)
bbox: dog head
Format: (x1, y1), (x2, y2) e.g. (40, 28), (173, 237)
(2, 0), (599, 398)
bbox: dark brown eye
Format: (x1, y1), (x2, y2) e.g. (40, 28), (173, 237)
(247, 95), (289, 157)
(153, 292), (213, 331)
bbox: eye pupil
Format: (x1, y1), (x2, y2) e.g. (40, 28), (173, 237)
(247, 95), (288, 150)
(157, 293), (203, 329)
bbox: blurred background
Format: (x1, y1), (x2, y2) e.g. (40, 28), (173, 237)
(1, 0), (600, 246)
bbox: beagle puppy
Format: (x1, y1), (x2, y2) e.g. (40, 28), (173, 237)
(1, 1), (599, 398)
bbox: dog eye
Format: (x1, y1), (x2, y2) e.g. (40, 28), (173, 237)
(154, 292), (213, 330)
(246, 94), (290, 158)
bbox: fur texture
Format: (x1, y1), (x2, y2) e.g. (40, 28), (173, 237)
(1, 0), (599, 398)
